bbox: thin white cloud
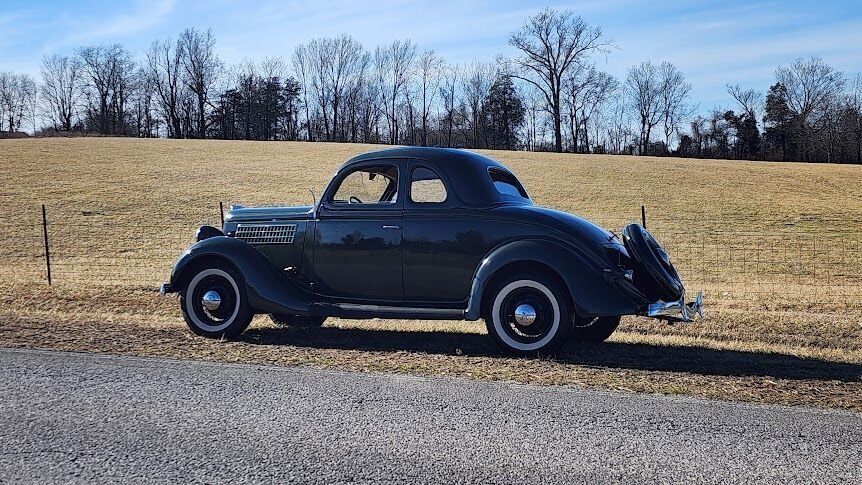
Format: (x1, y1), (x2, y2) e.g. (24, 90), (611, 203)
(2, 0), (860, 112)
(596, 2), (862, 109)
(53, 0), (176, 48)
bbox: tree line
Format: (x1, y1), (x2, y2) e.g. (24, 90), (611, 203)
(2, 8), (861, 164)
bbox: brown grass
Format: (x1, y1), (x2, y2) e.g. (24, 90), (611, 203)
(1, 137), (860, 410)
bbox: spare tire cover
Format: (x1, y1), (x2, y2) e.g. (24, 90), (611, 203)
(622, 224), (683, 302)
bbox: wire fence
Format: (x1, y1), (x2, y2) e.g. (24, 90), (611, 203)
(3, 204), (861, 310)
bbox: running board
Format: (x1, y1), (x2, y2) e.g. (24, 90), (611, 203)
(319, 303), (466, 320)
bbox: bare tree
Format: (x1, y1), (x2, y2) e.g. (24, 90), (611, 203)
(724, 84), (763, 159)
(523, 84), (547, 151)
(131, 67), (158, 137)
(727, 83), (762, 119)
(0, 72), (36, 132)
(304, 39), (334, 140)
(776, 57), (845, 126)
(563, 63), (593, 152)
(658, 61), (693, 150)
(40, 54), (81, 131)
(688, 116), (707, 157)
(146, 38), (185, 138)
(356, 74), (382, 143)
(374, 47), (392, 142)
(774, 57), (845, 161)
(376, 40), (416, 145)
(179, 28), (221, 138)
(76, 44), (135, 134)
(343, 52), (371, 142)
(508, 8), (608, 152)
(577, 70), (618, 152)
(847, 75), (862, 163)
(292, 44), (314, 141)
(296, 35), (367, 142)
(461, 61), (494, 148)
(327, 35), (366, 142)
(626, 61), (662, 154)
(112, 53), (135, 135)
(604, 90), (632, 154)
(438, 64), (459, 148)
(415, 50), (443, 146)
(76, 45), (112, 133)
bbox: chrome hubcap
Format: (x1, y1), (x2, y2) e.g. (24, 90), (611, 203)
(201, 290), (222, 311)
(514, 304), (537, 326)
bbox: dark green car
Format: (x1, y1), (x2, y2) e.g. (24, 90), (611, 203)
(161, 147), (701, 354)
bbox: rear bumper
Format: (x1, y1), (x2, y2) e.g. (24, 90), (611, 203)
(644, 290), (703, 323)
(160, 282), (174, 295)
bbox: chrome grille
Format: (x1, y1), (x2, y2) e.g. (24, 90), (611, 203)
(235, 224), (297, 244)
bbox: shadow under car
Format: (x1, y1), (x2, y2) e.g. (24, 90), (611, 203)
(239, 325), (862, 383)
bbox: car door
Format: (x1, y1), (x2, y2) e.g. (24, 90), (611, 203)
(313, 160), (404, 303)
(402, 161), (487, 305)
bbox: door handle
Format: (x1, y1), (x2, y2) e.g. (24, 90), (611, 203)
(382, 225), (401, 230)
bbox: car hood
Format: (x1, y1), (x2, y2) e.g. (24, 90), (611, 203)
(225, 205), (314, 223)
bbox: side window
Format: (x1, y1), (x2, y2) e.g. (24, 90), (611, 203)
(331, 165), (399, 205)
(489, 168), (529, 199)
(410, 167), (447, 203)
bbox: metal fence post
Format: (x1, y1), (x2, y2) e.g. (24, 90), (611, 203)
(812, 235), (817, 305)
(641, 205), (646, 229)
(41, 204), (52, 285)
(219, 201), (225, 227)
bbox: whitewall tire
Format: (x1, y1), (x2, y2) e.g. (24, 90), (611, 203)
(180, 265), (254, 338)
(485, 274), (572, 355)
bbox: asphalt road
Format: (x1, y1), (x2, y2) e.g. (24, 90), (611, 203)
(1, 349), (860, 484)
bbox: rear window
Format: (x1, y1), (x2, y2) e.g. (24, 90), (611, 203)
(489, 168), (529, 199)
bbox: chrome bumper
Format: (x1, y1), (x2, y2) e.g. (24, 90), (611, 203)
(159, 282), (173, 295)
(645, 290), (703, 323)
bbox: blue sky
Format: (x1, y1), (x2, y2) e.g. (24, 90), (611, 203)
(1, 0), (860, 110)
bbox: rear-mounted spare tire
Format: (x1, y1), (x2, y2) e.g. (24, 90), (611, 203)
(622, 224), (683, 302)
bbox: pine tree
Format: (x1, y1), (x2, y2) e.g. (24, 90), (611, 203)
(763, 83), (796, 161)
(483, 76), (525, 150)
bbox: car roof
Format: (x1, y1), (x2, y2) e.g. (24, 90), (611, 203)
(341, 147), (529, 207)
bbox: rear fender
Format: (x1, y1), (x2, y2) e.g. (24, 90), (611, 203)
(464, 239), (643, 321)
(169, 236), (313, 315)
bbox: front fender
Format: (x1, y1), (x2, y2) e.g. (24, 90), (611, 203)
(464, 239), (645, 321)
(169, 236), (313, 315)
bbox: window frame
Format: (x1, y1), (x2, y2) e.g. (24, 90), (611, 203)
(322, 161), (403, 211)
(408, 165), (449, 205)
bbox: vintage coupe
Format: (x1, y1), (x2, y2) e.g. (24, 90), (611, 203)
(161, 147), (701, 354)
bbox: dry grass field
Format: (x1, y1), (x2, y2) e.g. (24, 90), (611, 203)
(1, 137), (861, 410)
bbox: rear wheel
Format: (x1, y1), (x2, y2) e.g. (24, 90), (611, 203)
(484, 273), (572, 355)
(270, 314), (327, 327)
(180, 265), (254, 338)
(570, 315), (621, 342)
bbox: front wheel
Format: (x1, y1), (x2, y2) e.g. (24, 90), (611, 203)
(180, 265), (254, 338)
(484, 274), (572, 355)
